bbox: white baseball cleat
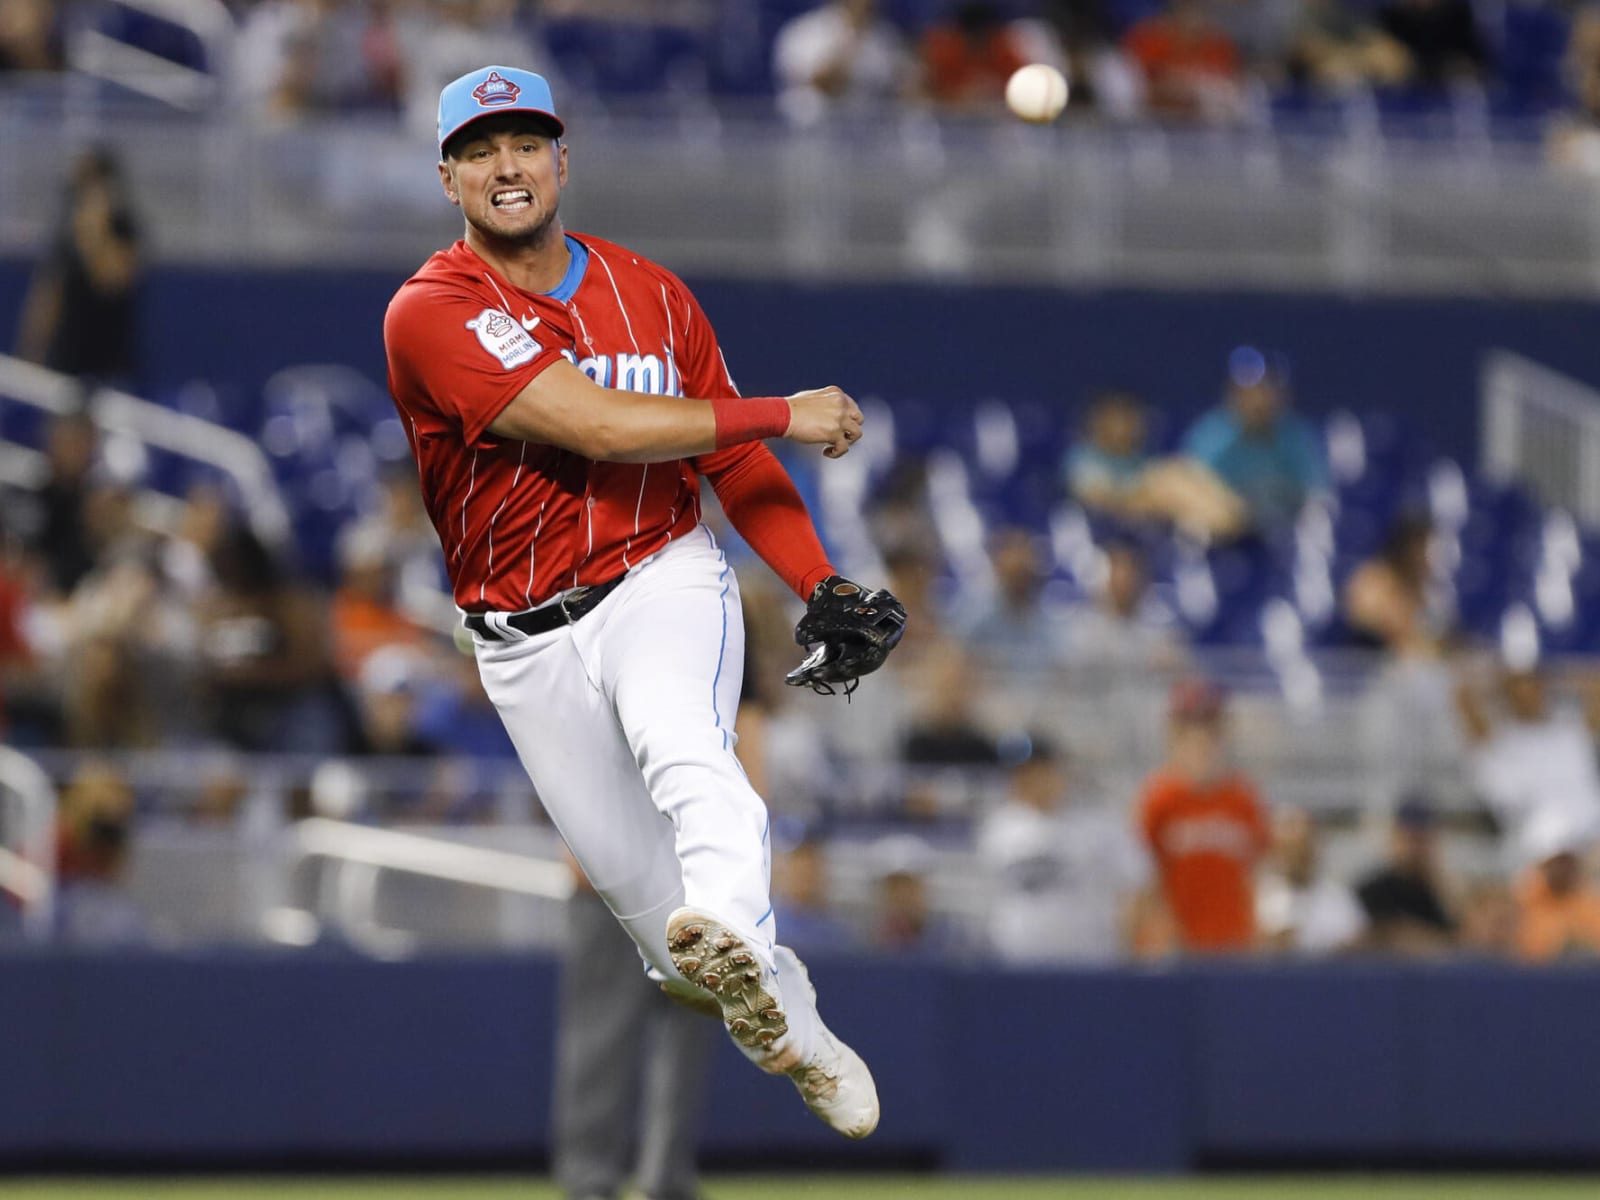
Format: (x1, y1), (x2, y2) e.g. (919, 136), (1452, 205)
(666, 907), (880, 1140)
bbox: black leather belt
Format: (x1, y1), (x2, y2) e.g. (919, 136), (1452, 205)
(463, 575), (625, 641)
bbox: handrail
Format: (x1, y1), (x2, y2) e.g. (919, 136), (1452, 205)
(273, 818), (573, 956)
(0, 354), (291, 546)
(66, 0), (235, 112)
(291, 818), (573, 898)
(0, 746), (57, 941)
(1482, 349), (1600, 524)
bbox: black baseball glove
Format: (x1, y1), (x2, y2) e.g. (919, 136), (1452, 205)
(785, 575), (907, 697)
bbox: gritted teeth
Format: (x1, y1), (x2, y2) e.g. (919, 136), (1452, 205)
(492, 188), (532, 208)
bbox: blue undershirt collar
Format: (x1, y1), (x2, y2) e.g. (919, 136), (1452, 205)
(542, 234), (588, 303)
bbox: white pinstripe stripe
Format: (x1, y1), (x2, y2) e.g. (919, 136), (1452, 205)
(591, 248), (639, 353)
(482, 272), (515, 318)
(455, 449), (479, 563)
(479, 441), (526, 604)
(624, 464), (648, 569)
(524, 498), (547, 607)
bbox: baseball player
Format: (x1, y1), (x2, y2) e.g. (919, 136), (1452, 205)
(383, 66), (906, 1140)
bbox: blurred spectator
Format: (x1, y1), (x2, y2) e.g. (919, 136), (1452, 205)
(1343, 512), (1451, 659)
(870, 834), (961, 954)
(1550, 5), (1600, 173)
(1354, 795), (1458, 955)
(1255, 808), (1366, 954)
(159, 482), (231, 603)
(956, 526), (1069, 675)
(774, 0), (912, 127)
(1456, 660), (1600, 868)
(0, 512), (50, 740)
(1066, 390), (1247, 541)
(62, 533), (197, 748)
(195, 525), (357, 755)
(330, 524), (431, 682)
(919, 1), (1032, 111)
(1376, 0), (1488, 88)
(399, 0), (558, 141)
(0, 0), (62, 72)
(771, 832), (856, 952)
(1514, 808), (1600, 962)
(234, 0), (390, 123)
(1457, 877), (1518, 958)
(1063, 539), (1187, 680)
(867, 458), (940, 561)
(1288, 0), (1412, 93)
(1121, 0), (1245, 121)
(21, 409), (98, 597)
(17, 147), (141, 387)
(978, 737), (1148, 964)
(411, 649), (520, 761)
(1182, 346), (1329, 536)
(54, 760), (150, 945)
(1135, 679), (1268, 956)
(352, 645), (441, 757)
(1212, 0), (1303, 76)
(900, 639), (1000, 767)
(1026, 0), (1142, 119)
(337, 466), (449, 629)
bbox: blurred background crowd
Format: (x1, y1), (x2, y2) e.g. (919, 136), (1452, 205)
(6, 0), (1600, 149)
(4, 0), (1600, 980)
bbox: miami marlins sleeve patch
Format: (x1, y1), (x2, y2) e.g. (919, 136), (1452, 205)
(467, 308), (542, 369)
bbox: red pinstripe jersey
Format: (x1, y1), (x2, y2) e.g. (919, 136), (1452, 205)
(384, 233), (772, 613)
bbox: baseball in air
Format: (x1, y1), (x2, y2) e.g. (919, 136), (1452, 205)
(1005, 63), (1069, 124)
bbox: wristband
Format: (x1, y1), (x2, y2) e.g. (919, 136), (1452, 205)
(711, 396), (790, 449)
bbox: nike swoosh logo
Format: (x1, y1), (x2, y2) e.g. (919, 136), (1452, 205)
(520, 315), (540, 332)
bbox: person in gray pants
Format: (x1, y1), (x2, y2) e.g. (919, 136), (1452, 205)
(553, 874), (714, 1200)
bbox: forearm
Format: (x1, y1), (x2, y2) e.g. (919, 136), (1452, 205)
(488, 361), (790, 463)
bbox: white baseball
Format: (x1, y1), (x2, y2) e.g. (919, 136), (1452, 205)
(1005, 63), (1069, 124)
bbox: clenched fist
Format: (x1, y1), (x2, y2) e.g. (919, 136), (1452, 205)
(783, 386), (865, 458)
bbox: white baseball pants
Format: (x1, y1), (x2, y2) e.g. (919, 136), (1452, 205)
(473, 525), (777, 988)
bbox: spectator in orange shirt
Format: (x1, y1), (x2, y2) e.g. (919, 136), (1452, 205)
(1515, 809), (1600, 963)
(1136, 678), (1269, 955)
(1121, 0), (1245, 121)
(919, 1), (1032, 111)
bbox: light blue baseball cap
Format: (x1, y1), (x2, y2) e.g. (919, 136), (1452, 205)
(437, 65), (564, 158)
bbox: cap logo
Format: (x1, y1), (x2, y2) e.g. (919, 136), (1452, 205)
(472, 71), (521, 108)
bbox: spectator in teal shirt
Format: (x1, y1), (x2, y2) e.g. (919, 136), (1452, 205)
(1182, 347), (1328, 534)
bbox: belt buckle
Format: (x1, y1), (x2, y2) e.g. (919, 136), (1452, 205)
(558, 586), (590, 624)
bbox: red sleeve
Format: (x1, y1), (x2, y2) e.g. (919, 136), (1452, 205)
(665, 277), (833, 598)
(384, 279), (565, 445)
(702, 444), (834, 600)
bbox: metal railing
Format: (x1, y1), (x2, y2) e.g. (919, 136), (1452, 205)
(0, 353), (291, 546)
(269, 818), (573, 958)
(66, 0), (235, 110)
(0, 746), (57, 941)
(1482, 349), (1600, 525)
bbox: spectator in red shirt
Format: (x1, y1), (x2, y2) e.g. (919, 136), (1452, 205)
(919, 1), (1032, 111)
(1121, 0), (1245, 121)
(1136, 678), (1269, 955)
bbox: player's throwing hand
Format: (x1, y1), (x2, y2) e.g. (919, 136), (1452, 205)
(784, 386), (864, 458)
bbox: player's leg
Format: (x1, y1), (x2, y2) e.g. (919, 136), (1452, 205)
(473, 622), (689, 986)
(583, 528), (775, 963)
(585, 529), (879, 1138)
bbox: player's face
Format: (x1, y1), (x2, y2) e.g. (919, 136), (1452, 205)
(440, 122), (567, 247)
